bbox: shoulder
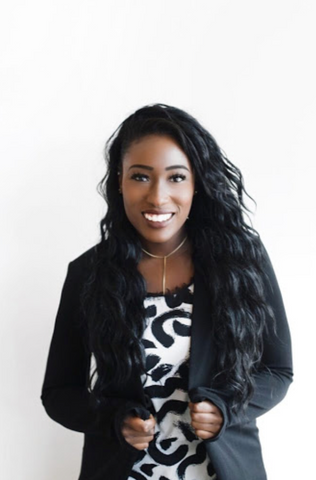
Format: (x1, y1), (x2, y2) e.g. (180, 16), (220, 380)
(69, 245), (98, 267)
(67, 242), (108, 279)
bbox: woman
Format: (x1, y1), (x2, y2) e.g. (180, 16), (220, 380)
(41, 104), (293, 480)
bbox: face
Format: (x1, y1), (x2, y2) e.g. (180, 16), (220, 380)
(119, 135), (195, 253)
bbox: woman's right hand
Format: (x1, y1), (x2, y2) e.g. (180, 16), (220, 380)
(121, 413), (156, 450)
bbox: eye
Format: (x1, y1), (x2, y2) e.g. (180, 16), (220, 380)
(131, 173), (149, 182)
(170, 173), (186, 182)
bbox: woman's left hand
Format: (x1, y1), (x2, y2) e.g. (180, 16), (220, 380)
(189, 401), (223, 440)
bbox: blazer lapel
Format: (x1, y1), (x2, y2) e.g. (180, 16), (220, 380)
(189, 268), (216, 390)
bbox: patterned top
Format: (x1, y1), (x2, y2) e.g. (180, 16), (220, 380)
(128, 282), (216, 480)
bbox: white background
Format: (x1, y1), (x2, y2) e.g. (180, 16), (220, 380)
(1, 1), (315, 479)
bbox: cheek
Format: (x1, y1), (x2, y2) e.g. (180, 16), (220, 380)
(178, 190), (194, 208)
(122, 186), (140, 208)
(123, 199), (136, 217)
(122, 192), (143, 224)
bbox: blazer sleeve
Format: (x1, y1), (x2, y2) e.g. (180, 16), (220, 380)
(190, 242), (293, 441)
(40, 258), (147, 440)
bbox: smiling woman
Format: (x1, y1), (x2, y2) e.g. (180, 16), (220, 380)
(119, 135), (196, 295)
(119, 135), (195, 252)
(41, 104), (293, 480)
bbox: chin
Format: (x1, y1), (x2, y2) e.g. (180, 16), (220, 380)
(142, 228), (184, 244)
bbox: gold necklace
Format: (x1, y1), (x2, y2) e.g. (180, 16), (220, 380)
(141, 236), (188, 295)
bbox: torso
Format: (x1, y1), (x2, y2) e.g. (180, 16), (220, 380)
(128, 283), (216, 480)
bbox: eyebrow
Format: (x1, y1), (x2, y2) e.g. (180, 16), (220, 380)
(128, 164), (190, 172)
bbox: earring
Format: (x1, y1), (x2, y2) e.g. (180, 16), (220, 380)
(118, 187), (122, 194)
(194, 190), (198, 195)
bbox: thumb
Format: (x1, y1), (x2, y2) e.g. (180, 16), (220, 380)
(143, 414), (156, 431)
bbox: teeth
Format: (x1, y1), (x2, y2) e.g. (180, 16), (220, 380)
(143, 213), (173, 222)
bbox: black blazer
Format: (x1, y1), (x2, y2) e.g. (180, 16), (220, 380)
(41, 243), (293, 480)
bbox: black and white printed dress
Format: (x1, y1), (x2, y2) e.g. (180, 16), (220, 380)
(128, 282), (216, 480)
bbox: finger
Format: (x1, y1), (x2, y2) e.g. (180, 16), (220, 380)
(190, 412), (223, 425)
(130, 442), (150, 451)
(189, 401), (219, 414)
(122, 424), (155, 437)
(191, 420), (222, 433)
(121, 424), (155, 445)
(123, 416), (155, 434)
(122, 423), (155, 439)
(195, 429), (217, 440)
(122, 430), (155, 443)
(122, 433), (152, 450)
(143, 414), (156, 431)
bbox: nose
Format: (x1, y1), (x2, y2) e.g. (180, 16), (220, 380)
(146, 179), (169, 207)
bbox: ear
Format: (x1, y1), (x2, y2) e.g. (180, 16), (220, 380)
(117, 171), (122, 193)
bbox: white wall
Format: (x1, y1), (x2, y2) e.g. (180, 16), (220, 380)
(1, 1), (315, 478)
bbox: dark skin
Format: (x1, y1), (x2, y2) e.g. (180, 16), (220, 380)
(119, 135), (223, 449)
(121, 400), (224, 450)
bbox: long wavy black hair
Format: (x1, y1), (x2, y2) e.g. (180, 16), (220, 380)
(83, 103), (275, 412)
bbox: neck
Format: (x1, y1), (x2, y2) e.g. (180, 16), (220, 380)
(140, 231), (188, 258)
(140, 233), (190, 295)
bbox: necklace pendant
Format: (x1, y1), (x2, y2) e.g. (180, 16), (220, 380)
(141, 235), (188, 297)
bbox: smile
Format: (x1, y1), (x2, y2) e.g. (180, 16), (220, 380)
(142, 212), (174, 222)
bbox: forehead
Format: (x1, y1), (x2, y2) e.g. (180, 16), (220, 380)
(122, 135), (192, 169)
